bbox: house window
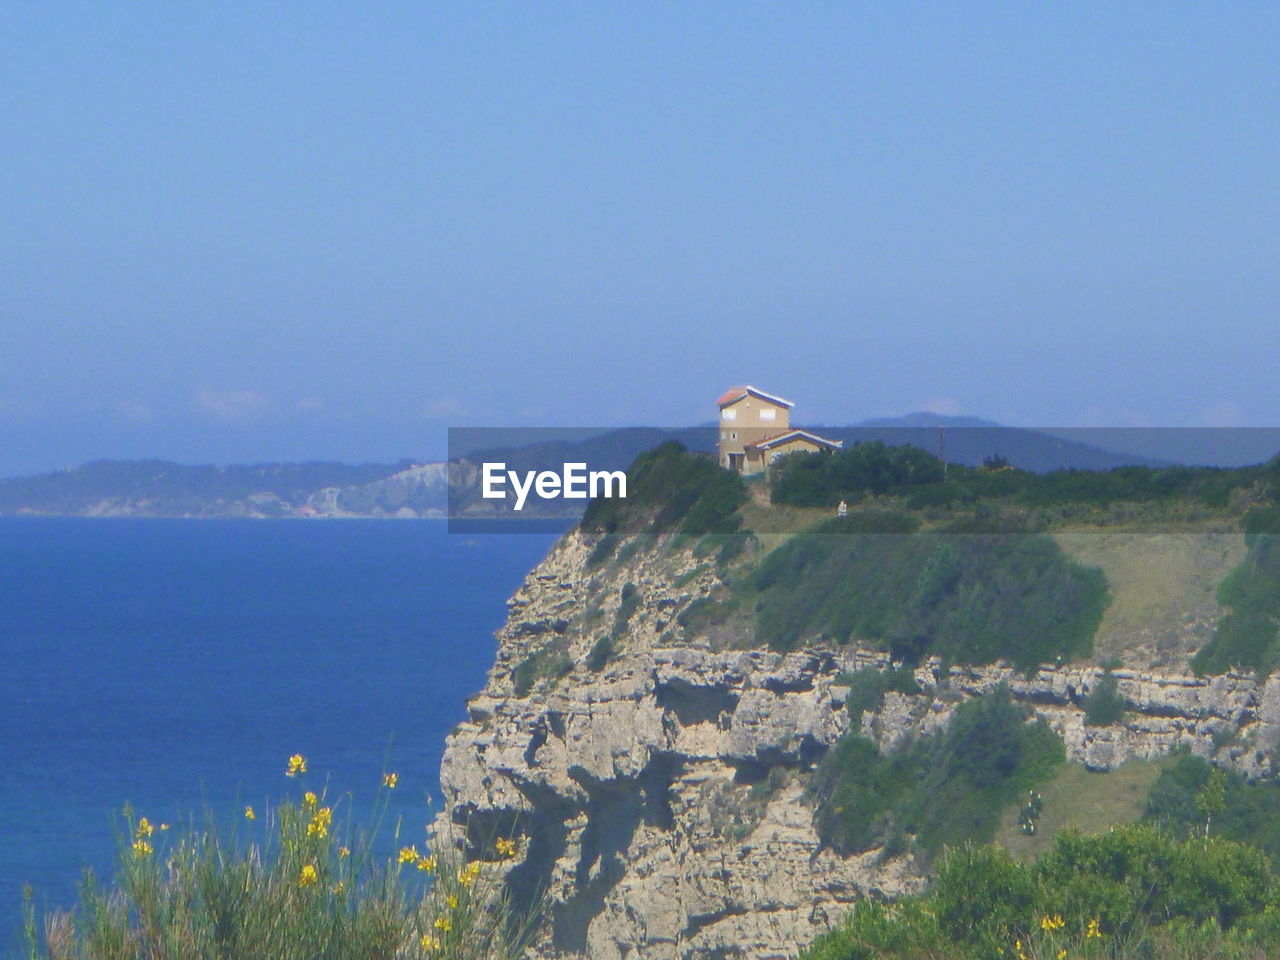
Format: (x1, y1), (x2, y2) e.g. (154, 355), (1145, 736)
(722, 408), (737, 421)
(760, 409), (776, 422)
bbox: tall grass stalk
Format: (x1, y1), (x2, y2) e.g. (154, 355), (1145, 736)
(21, 761), (536, 960)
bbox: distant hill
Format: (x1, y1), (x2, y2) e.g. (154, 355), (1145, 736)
(831, 415), (1173, 472)
(5, 416), (1272, 518)
(0, 459), (448, 518)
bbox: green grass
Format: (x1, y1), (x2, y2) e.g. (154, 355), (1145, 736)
(21, 761), (536, 960)
(1054, 532), (1243, 669)
(996, 758), (1167, 862)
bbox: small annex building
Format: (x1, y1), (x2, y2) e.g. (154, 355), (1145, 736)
(716, 386), (843, 476)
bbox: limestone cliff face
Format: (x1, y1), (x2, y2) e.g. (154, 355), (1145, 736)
(433, 531), (1280, 960)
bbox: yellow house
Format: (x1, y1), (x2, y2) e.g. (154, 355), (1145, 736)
(717, 386), (842, 476)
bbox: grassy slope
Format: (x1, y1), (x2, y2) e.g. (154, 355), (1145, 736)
(1053, 532), (1243, 670)
(733, 493), (1248, 673)
(996, 758), (1169, 862)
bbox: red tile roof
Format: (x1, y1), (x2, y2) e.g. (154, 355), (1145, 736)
(717, 385), (795, 409)
(717, 386), (749, 406)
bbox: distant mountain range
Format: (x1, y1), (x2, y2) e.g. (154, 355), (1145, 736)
(0, 459), (449, 519)
(3, 416), (1276, 518)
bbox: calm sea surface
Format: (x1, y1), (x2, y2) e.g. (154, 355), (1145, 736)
(0, 518), (555, 938)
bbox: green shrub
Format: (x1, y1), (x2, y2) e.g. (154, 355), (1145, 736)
(755, 527), (1107, 669)
(770, 442), (943, 507)
(803, 824), (1280, 960)
(585, 583), (642, 672)
(511, 647), (573, 696)
(581, 442), (746, 536)
(836, 666), (921, 727)
(675, 598), (723, 639)
(933, 843), (1037, 950)
(585, 635), (615, 672)
(1146, 753), (1280, 858)
(615, 582), (640, 627)
(802, 897), (947, 960)
(1194, 517), (1280, 675)
(1035, 823), (1273, 934)
(811, 686), (1064, 858)
(771, 441), (1280, 518)
(1083, 669), (1127, 726)
(585, 533), (619, 570)
(672, 563), (710, 589)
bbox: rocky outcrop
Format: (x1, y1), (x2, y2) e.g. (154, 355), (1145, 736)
(433, 531), (1277, 960)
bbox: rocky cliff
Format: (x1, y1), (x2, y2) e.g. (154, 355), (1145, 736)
(433, 530), (1280, 960)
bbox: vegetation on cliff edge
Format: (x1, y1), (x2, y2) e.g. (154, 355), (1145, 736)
(772, 442), (1280, 514)
(1193, 506), (1280, 675)
(20, 758), (534, 960)
(811, 686), (1064, 858)
(804, 825), (1280, 960)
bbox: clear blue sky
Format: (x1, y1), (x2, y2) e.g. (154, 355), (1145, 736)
(3, 3), (1277, 474)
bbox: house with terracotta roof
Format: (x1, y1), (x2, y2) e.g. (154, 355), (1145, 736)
(717, 386), (843, 476)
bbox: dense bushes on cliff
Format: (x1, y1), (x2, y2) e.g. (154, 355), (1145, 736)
(804, 825), (1280, 960)
(755, 518), (1107, 668)
(770, 442), (943, 506)
(770, 442), (1280, 514)
(1146, 753), (1280, 858)
(811, 686), (1064, 857)
(1194, 508), (1280, 675)
(581, 441), (746, 537)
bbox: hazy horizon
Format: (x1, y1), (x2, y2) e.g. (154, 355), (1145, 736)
(5, 5), (1277, 476)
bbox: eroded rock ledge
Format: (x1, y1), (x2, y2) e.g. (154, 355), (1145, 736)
(433, 532), (1280, 960)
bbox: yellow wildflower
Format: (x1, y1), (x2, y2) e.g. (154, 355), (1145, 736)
(445, 894), (459, 909)
(399, 845), (421, 864)
(306, 806), (332, 838)
(299, 863), (319, 887)
(420, 934), (441, 951)
(1087, 917), (1102, 939)
(434, 916), (453, 932)
(244, 805), (256, 821)
(383, 772), (398, 789)
(132, 839), (153, 859)
(135, 817), (154, 839)
(286, 754), (307, 777)
(1057, 951), (1067, 960)
(303, 791), (318, 807)
(338, 846), (350, 859)
(1040, 914), (1065, 931)
(495, 836), (517, 858)
(417, 854), (437, 873)
(331, 881), (345, 894)
(458, 861), (481, 887)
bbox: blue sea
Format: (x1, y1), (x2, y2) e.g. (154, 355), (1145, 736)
(0, 518), (555, 939)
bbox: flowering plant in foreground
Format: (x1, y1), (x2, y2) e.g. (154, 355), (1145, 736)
(22, 756), (536, 960)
